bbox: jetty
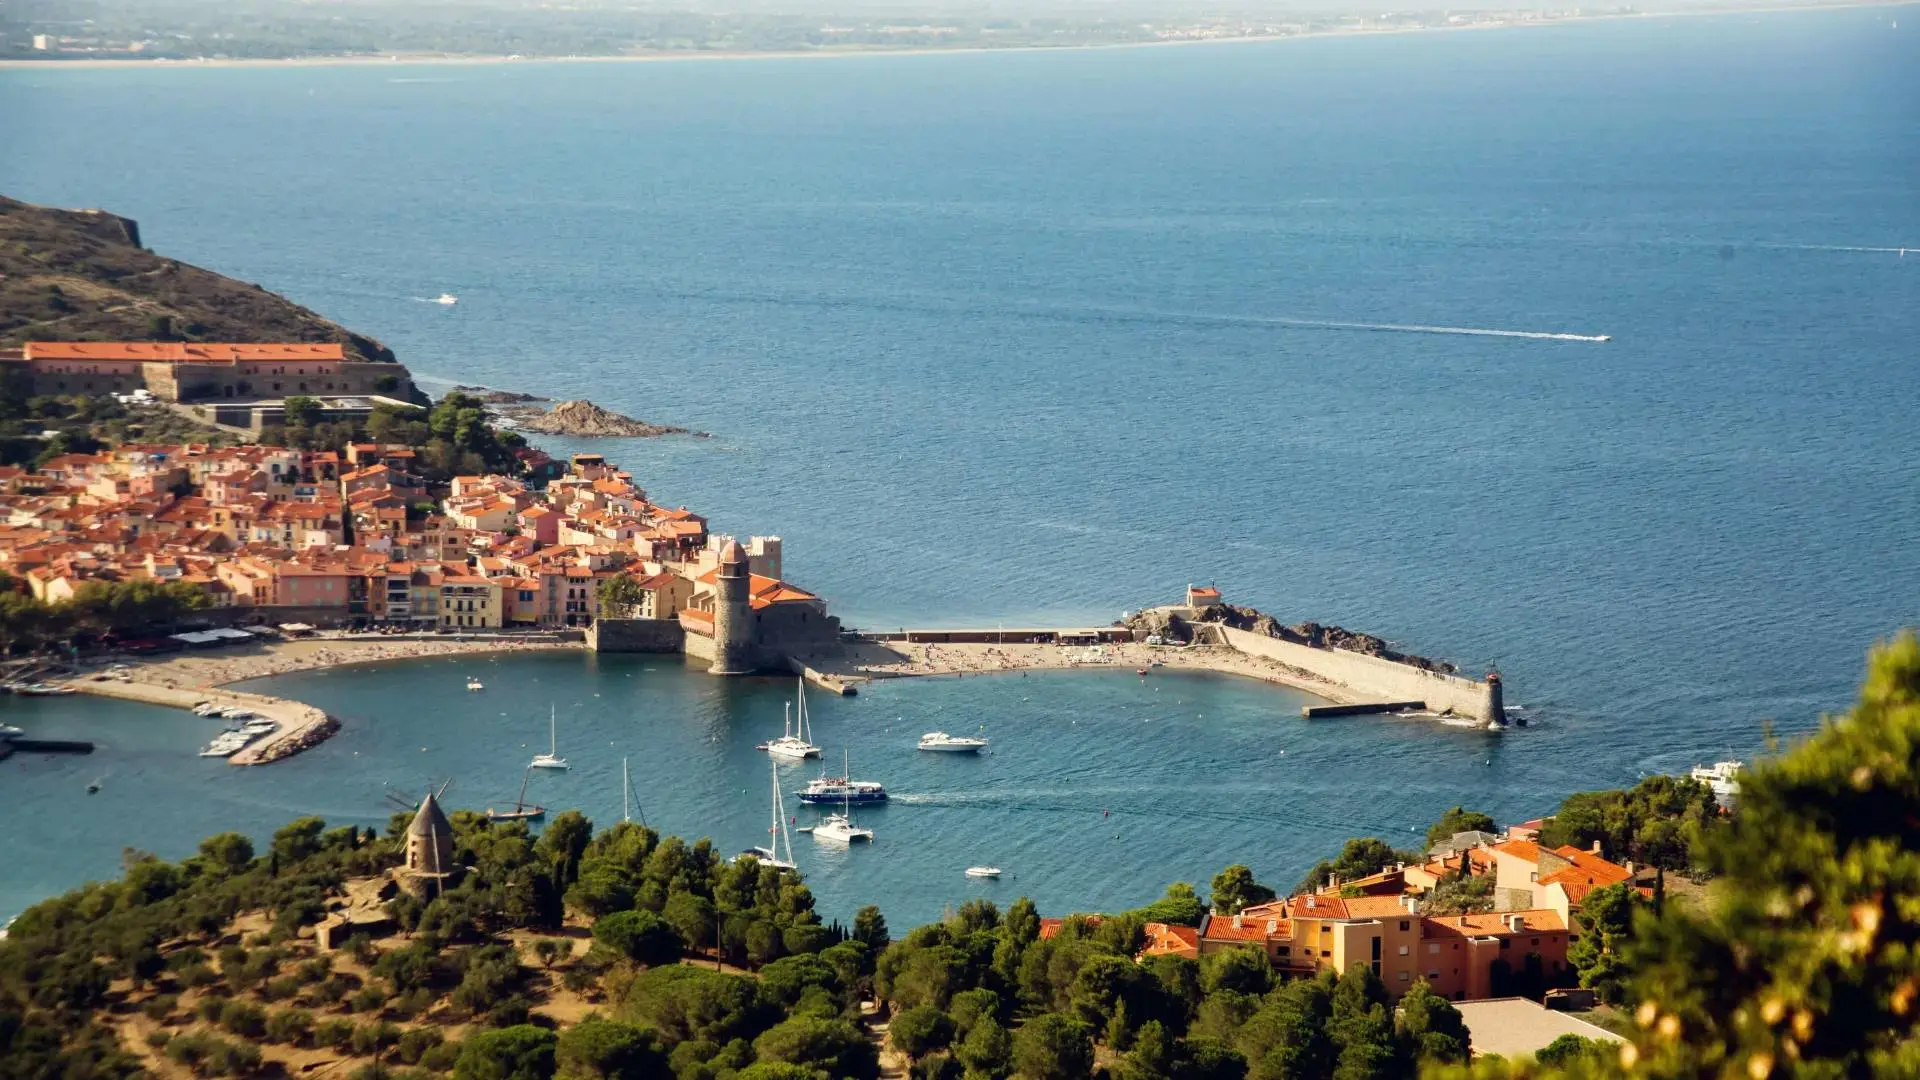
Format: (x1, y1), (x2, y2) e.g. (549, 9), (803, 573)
(65, 678), (334, 766)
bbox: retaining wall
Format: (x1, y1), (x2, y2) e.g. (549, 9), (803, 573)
(1217, 625), (1493, 720)
(586, 618), (685, 654)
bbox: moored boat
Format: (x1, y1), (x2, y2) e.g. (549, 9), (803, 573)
(918, 730), (989, 753)
(965, 866), (1002, 878)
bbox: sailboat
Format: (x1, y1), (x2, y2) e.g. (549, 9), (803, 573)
(739, 756), (798, 869)
(486, 766), (547, 822)
(763, 681), (822, 760)
(622, 756), (648, 827)
(529, 705), (568, 770)
(812, 758), (874, 844)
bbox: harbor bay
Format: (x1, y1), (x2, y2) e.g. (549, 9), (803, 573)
(2, 649), (1591, 925)
(2, 5), (1917, 928)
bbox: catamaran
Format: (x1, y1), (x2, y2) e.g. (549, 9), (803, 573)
(762, 681), (821, 760)
(486, 766), (547, 822)
(529, 705), (568, 770)
(740, 757), (798, 870)
(812, 777), (874, 844)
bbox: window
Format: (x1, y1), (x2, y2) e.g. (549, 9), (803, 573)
(1398, 945), (1409, 956)
(1278, 946), (1290, 956)
(1428, 971), (1440, 980)
(1371, 938), (1382, 961)
(1500, 939), (1511, 951)
(1397, 971), (1409, 982)
(1428, 944), (1440, 954)
(1531, 937), (1540, 946)
(1319, 950), (1330, 958)
(1399, 920), (1410, 931)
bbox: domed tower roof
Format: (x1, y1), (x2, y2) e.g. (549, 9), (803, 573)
(719, 539), (748, 567)
(409, 790), (452, 839)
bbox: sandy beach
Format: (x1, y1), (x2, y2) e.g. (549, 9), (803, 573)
(102, 635), (578, 693)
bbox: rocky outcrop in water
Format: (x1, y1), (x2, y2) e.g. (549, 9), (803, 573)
(1120, 603), (1458, 674)
(501, 399), (706, 438)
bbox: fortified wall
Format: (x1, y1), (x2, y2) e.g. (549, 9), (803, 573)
(9, 342), (416, 402)
(1131, 590), (1505, 725)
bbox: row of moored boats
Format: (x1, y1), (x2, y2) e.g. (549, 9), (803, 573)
(194, 702), (278, 758)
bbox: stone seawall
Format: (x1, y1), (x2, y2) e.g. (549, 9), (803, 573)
(586, 618), (685, 653)
(1215, 625), (1496, 721)
(70, 678), (334, 765)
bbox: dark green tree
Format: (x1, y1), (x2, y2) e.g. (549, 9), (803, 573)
(554, 1017), (668, 1080)
(1012, 1013), (1093, 1080)
(1425, 807), (1498, 849)
(751, 1016), (879, 1080)
(1568, 883), (1642, 1004)
(592, 909), (682, 968)
(454, 1025), (558, 1080)
(1208, 865), (1276, 915)
(889, 1004), (957, 1062)
(1395, 979), (1469, 1065)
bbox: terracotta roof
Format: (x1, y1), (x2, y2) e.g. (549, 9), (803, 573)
(1140, 923), (1201, 958)
(24, 342), (346, 363)
(1421, 910), (1568, 938)
(1490, 839), (1543, 863)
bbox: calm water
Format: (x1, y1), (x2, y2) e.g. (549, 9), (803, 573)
(3, 8), (1917, 923)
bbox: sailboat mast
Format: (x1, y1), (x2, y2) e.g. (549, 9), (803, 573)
(516, 767), (531, 813)
(549, 704), (557, 756)
(623, 757), (630, 823)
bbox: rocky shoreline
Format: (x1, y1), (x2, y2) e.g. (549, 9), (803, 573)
(1122, 603), (1460, 674)
(448, 386), (709, 438)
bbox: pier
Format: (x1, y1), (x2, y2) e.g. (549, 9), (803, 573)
(66, 678), (334, 766)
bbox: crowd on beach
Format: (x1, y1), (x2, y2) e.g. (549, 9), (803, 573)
(134, 636), (576, 691)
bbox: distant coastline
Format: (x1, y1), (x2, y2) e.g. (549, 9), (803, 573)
(1, 0), (1906, 72)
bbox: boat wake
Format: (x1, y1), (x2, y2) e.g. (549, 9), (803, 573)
(1237, 314), (1611, 342)
(1755, 242), (1914, 256)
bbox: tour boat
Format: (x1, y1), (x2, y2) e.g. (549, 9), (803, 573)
(799, 750), (886, 805)
(965, 866), (1002, 879)
(486, 767), (547, 822)
(764, 684), (821, 760)
(434, 293), (458, 305)
(918, 730), (989, 753)
(466, 677), (484, 692)
(529, 705), (568, 770)
(740, 757), (799, 870)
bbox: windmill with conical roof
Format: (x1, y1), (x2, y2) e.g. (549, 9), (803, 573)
(400, 787), (457, 898)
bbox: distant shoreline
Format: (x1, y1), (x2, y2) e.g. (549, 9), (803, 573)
(0, 1), (1906, 73)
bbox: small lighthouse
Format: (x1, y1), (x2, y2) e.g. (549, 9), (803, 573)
(1482, 670), (1506, 729)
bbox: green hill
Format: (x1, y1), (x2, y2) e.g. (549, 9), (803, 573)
(0, 194), (395, 363)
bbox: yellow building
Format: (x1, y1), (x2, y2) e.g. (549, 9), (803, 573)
(438, 574), (501, 629)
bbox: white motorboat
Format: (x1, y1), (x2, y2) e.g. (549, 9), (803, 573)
(529, 705), (568, 769)
(0, 723), (24, 739)
(763, 684), (821, 760)
(466, 677), (484, 692)
(739, 756), (799, 870)
(812, 812), (873, 843)
(191, 702), (222, 717)
(199, 731), (253, 757)
(918, 730), (989, 753)
(965, 866), (1002, 878)
(1690, 760), (1742, 806)
(434, 293), (458, 305)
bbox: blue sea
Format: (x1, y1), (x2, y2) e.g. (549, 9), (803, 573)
(2, 8), (1917, 926)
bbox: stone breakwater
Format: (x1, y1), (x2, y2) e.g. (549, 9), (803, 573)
(65, 678), (335, 766)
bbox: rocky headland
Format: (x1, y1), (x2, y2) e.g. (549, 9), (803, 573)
(496, 398), (707, 438)
(1122, 603), (1459, 674)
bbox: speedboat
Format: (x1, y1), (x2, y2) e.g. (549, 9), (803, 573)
(466, 678), (484, 691)
(0, 723), (24, 739)
(812, 812), (873, 843)
(918, 731), (989, 753)
(434, 293), (458, 305)
(965, 866), (1002, 879)
(199, 732), (252, 757)
(240, 719), (278, 736)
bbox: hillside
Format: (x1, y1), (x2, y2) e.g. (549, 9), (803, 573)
(0, 194), (396, 363)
